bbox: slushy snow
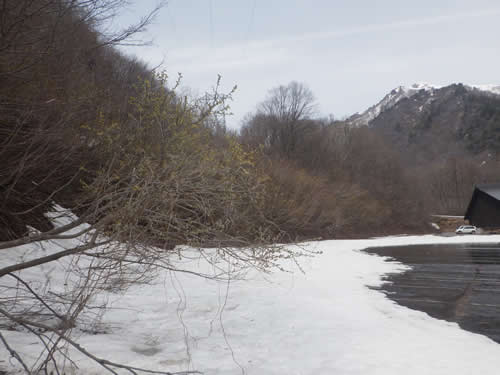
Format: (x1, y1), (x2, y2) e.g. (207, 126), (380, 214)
(2, 217), (500, 374)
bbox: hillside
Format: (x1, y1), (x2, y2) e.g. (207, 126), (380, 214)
(348, 83), (500, 165)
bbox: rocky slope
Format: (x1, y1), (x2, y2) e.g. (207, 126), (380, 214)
(348, 83), (500, 164)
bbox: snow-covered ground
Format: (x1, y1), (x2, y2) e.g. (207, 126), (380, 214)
(2, 229), (500, 374)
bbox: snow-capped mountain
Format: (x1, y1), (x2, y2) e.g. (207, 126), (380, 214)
(346, 82), (500, 164)
(348, 83), (500, 127)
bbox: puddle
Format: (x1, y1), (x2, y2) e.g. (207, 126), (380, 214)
(365, 243), (500, 343)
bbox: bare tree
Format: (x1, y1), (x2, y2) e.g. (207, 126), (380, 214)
(245, 81), (317, 157)
(0, 1), (309, 373)
(0, 69), (307, 374)
(259, 81), (316, 123)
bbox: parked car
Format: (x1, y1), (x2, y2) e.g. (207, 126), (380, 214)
(456, 225), (477, 234)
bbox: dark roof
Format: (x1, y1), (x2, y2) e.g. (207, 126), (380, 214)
(464, 183), (500, 220)
(476, 184), (500, 201)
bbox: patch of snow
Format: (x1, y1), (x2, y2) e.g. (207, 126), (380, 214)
(431, 215), (464, 219)
(3, 228), (500, 374)
(402, 82), (441, 93)
(467, 84), (500, 96)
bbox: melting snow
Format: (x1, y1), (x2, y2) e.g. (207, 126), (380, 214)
(2, 227), (500, 374)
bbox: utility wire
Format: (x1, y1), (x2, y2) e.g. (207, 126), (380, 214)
(243, 0), (256, 58)
(209, 0), (214, 48)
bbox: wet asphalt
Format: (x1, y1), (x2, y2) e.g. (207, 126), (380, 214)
(365, 242), (500, 343)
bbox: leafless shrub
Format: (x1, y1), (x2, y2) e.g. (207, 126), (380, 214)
(0, 68), (311, 373)
(0, 1), (312, 373)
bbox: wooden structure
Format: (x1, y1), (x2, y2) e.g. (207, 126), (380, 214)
(464, 184), (500, 228)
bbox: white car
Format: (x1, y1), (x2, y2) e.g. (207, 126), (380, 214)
(456, 225), (477, 234)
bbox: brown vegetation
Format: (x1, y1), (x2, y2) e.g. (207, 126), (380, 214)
(0, 1), (317, 373)
(419, 156), (500, 215)
(241, 83), (429, 237)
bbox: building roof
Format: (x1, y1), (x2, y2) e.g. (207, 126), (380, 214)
(476, 184), (500, 201)
(464, 183), (500, 220)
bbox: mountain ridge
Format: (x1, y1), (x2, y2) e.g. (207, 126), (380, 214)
(348, 82), (500, 127)
(346, 82), (500, 165)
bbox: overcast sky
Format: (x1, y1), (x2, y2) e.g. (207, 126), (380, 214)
(118, 0), (500, 128)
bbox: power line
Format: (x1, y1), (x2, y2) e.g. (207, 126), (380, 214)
(209, 0), (214, 48)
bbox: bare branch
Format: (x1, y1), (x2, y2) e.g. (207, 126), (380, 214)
(0, 238), (110, 277)
(0, 305), (200, 375)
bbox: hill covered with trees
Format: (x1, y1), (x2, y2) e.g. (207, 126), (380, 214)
(347, 83), (500, 214)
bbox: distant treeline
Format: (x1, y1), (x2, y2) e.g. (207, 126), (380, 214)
(239, 82), (428, 237)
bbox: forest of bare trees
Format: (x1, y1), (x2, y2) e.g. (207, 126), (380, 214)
(241, 82), (429, 236)
(241, 81), (500, 232)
